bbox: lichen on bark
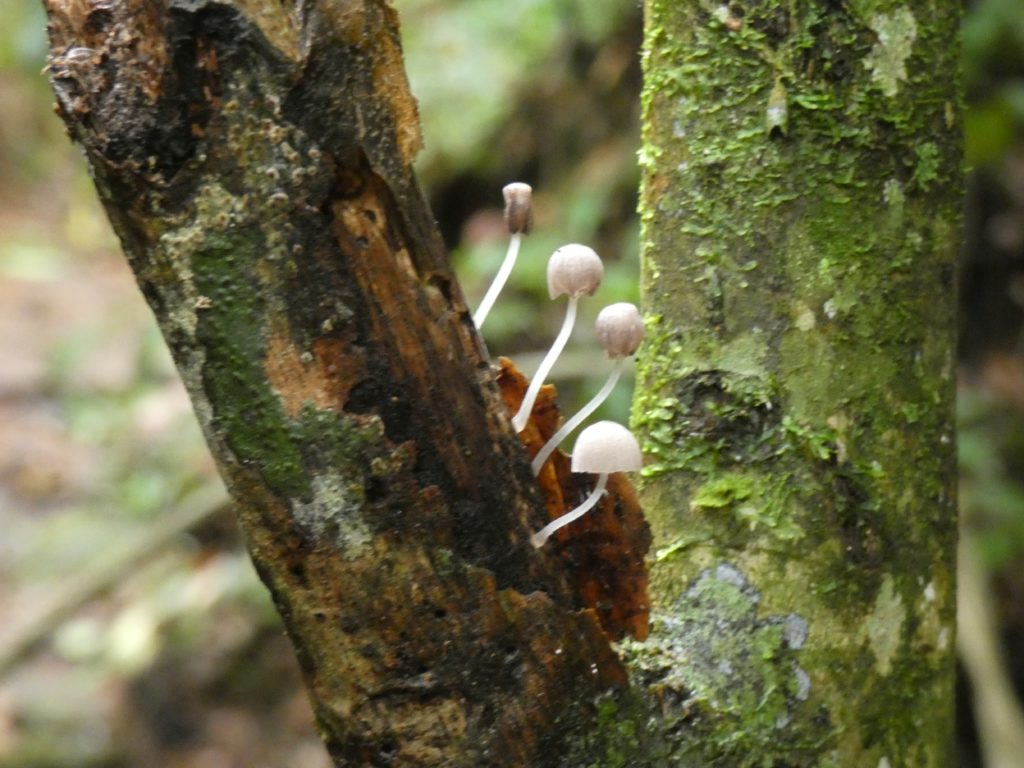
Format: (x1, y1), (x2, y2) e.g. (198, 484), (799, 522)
(634, 0), (960, 763)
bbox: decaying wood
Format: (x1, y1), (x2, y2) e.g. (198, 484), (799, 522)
(497, 358), (650, 642)
(41, 1), (648, 765)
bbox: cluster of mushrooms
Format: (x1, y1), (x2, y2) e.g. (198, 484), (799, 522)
(473, 183), (645, 548)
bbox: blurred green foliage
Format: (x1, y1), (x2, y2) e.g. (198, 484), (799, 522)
(400, 0), (634, 179)
(399, 0), (644, 426)
(963, 0), (1024, 167)
(960, 388), (1024, 570)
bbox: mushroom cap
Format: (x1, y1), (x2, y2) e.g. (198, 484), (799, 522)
(547, 244), (604, 299)
(503, 182), (533, 235)
(571, 420), (643, 474)
(596, 302), (645, 358)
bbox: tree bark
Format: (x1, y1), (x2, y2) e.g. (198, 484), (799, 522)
(634, 0), (960, 764)
(41, 2), (638, 765)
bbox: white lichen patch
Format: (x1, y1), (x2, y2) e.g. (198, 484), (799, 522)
(766, 79), (788, 135)
(794, 664), (811, 700)
(823, 298), (838, 320)
(293, 472), (373, 559)
(715, 562), (749, 591)
(912, 576), (947, 655)
(865, 8), (918, 97)
(784, 614), (809, 650)
(883, 178), (905, 226)
(861, 574), (906, 676)
(794, 303), (816, 331)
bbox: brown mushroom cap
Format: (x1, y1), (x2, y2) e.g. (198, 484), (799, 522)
(546, 244), (604, 299)
(596, 302), (646, 358)
(571, 420), (643, 474)
(503, 182), (533, 235)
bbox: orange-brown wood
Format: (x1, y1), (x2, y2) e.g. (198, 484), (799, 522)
(496, 357), (650, 641)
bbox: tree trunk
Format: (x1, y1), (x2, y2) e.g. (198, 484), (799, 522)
(41, 2), (635, 765)
(634, 0), (960, 764)
(41, 0), (960, 764)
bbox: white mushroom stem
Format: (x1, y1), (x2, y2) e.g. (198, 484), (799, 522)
(472, 233), (522, 329)
(531, 359), (624, 475)
(530, 473), (609, 548)
(512, 295), (578, 432)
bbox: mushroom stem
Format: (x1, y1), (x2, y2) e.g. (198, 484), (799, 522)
(512, 295), (578, 432)
(473, 233), (522, 329)
(531, 359), (624, 475)
(530, 473), (609, 548)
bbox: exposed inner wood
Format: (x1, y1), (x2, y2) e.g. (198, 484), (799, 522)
(497, 358), (651, 641)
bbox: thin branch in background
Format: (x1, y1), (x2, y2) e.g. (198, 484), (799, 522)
(0, 482), (231, 678)
(958, 533), (1024, 768)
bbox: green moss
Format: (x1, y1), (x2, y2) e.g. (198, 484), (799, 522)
(583, 695), (643, 768)
(192, 229), (311, 498)
(690, 474), (755, 509)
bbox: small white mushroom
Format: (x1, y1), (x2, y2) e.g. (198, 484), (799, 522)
(530, 420), (642, 548)
(544, 243), (604, 300)
(511, 244), (603, 432)
(472, 182), (533, 329)
(531, 303), (644, 475)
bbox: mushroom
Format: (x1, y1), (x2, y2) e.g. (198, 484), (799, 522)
(511, 244), (603, 432)
(531, 302), (645, 475)
(472, 182), (533, 329)
(530, 420), (642, 548)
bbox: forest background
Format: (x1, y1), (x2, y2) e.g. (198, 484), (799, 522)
(0, 0), (1022, 765)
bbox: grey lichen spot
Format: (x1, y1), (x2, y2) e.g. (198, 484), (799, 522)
(883, 178), (905, 226)
(292, 472), (373, 559)
(793, 664), (811, 701)
(784, 613), (808, 649)
(860, 574), (906, 676)
(823, 298), (838, 320)
(624, 564), (809, 738)
(715, 562), (752, 594)
(865, 9), (918, 97)
(923, 581), (936, 603)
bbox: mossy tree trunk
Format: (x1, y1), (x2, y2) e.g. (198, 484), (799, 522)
(42, 0), (959, 764)
(633, 0), (960, 764)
